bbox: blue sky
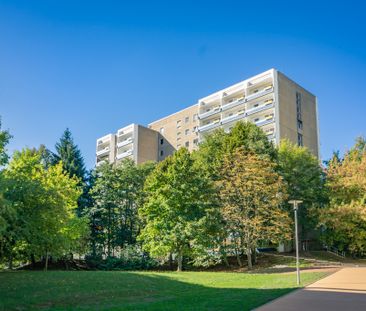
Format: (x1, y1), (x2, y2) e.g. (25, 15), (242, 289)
(1, 0), (365, 168)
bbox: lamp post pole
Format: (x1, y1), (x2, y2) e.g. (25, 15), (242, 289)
(289, 200), (303, 285)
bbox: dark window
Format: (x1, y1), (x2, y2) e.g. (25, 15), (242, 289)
(297, 120), (303, 130)
(193, 138), (199, 145)
(297, 133), (303, 146)
(160, 150), (164, 156)
(296, 92), (302, 121)
(185, 141), (189, 147)
(160, 138), (164, 145)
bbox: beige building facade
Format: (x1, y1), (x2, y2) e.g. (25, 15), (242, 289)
(95, 69), (319, 166)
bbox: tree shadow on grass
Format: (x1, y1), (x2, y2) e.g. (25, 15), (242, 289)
(0, 271), (308, 311)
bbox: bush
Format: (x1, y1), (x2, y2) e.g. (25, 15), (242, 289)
(86, 245), (158, 270)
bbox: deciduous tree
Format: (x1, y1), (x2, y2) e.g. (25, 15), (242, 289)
(138, 148), (217, 271)
(218, 148), (291, 269)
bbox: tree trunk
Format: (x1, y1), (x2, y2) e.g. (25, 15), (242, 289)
(251, 248), (257, 265)
(8, 253), (13, 270)
(169, 253), (173, 270)
(220, 247), (230, 267)
(235, 248), (243, 267)
(177, 251), (183, 272)
(44, 251), (49, 271)
(246, 248), (252, 270)
(31, 254), (36, 268)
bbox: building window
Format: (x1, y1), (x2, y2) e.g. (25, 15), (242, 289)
(298, 133), (303, 146)
(296, 92), (302, 121)
(177, 137), (181, 141)
(160, 150), (164, 157)
(193, 126), (197, 133)
(160, 127), (164, 134)
(193, 114), (198, 121)
(185, 116), (189, 123)
(176, 120), (181, 128)
(297, 120), (303, 130)
(177, 144), (181, 148)
(185, 129), (189, 135)
(193, 138), (199, 146)
(185, 141), (189, 148)
(160, 138), (164, 145)
(177, 131), (181, 136)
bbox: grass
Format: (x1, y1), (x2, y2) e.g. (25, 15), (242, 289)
(0, 270), (329, 311)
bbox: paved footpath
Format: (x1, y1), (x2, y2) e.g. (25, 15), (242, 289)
(256, 267), (366, 311)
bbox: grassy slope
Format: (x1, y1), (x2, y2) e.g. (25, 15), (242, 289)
(0, 270), (328, 311)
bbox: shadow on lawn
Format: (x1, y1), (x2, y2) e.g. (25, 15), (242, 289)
(0, 271), (300, 311)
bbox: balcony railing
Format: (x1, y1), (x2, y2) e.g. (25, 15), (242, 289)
(198, 120), (220, 132)
(246, 86), (274, 102)
(255, 118), (275, 127)
(221, 111), (246, 125)
(117, 137), (133, 148)
(116, 149), (133, 160)
(198, 106), (221, 120)
(221, 97), (245, 111)
(246, 102), (274, 116)
(96, 147), (110, 157)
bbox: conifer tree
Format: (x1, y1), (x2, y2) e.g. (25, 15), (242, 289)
(55, 128), (86, 182)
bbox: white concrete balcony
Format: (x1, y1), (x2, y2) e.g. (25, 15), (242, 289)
(116, 149), (133, 160)
(255, 117), (275, 127)
(221, 97), (245, 111)
(221, 110), (246, 125)
(198, 106), (221, 120)
(246, 86), (274, 102)
(117, 137), (133, 148)
(246, 102), (274, 116)
(198, 120), (221, 132)
(96, 146), (110, 157)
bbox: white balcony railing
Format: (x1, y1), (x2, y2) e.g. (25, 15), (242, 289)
(117, 137), (133, 148)
(96, 147), (110, 157)
(246, 86), (274, 102)
(246, 102), (274, 116)
(221, 111), (246, 125)
(221, 97), (245, 111)
(255, 118), (275, 127)
(198, 106), (221, 120)
(198, 120), (221, 132)
(116, 149), (133, 160)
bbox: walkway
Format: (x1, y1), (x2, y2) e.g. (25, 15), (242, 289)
(256, 267), (366, 311)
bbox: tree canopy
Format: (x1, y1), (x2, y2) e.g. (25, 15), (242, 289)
(138, 148), (217, 271)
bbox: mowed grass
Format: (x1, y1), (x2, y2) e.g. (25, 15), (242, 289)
(0, 270), (328, 311)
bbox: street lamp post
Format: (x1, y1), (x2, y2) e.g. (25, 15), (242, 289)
(288, 200), (303, 285)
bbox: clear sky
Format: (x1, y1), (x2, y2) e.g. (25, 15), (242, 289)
(1, 0), (365, 168)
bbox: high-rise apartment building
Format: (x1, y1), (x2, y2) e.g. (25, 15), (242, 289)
(95, 69), (319, 166)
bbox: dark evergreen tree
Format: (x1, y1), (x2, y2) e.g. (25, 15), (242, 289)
(55, 128), (86, 182)
(55, 128), (88, 216)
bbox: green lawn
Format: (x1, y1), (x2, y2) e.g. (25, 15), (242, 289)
(0, 270), (328, 311)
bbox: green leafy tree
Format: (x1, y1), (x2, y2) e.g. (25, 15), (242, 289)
(0, 118), (12, 167)
(218, 148), (291, 269)
(194, 121), (277, 180)
(1, 148), (88, 269)
(0, 119), (13, 253)
(318, 138), (366, 256)
(277, 139), (327, 243)
(89, 159), (155, 258)
(138, 148), (217, 271)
